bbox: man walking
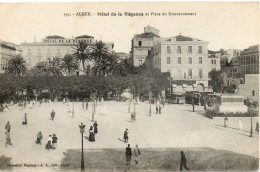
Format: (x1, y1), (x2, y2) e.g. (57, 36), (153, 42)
(50, 110), (55, 121)
(192, 98), (195, 112)
(93, 121), (98, 134)
(125, 144), (132, 166)
(5, 121), (11, 132)
(134, 145), (141, 165)
(180, 151), (190, 171)
(5, 130), (12, 147)
(224, 116), (228, 127)
(124, 129), (129, 143)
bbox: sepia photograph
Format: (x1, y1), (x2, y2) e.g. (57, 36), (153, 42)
(0, 2), (259, 172)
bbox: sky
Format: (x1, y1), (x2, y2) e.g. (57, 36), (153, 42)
(0, 2), (259, 53)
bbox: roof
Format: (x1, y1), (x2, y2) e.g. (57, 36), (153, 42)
(46, 35), (65, 39)
(76, 35), (94, 39)
(208, 50), (216, 54)
(175, 35), (193, 41)
(135, 32), (160, 38)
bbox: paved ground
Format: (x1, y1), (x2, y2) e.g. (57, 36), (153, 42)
(0, 101), (258, 171)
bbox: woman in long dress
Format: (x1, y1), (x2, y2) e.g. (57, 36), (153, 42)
(45, 135), (52, 150)
(89, 126), (95, 142)
(238, 118), (243, 130)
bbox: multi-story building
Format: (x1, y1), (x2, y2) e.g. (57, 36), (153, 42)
(240, 44), (259, 75)
(220, 49), (241, 77)
(238, 74), (259, 102)
(0, 39), (20, 74)
(208, 50), (221, 71)
(150, 35), (216, 92)
(130, 25), (160, 66)
(21, 35), (114, 71)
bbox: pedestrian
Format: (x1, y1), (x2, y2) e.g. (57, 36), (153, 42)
(192, 98), (195, 112)
(45, 135), (52, 150)
(86, 101), (88, 110)
(63, 98), (65, 104)
(124, 129), (129, 143)
(156, 105), (158, 114)
(125, 144), (132, 166)
(180, 151), (190, 171)
(4, 105), (8, 112)
(224, 116), (228, 127)
(159, 105), (161, 114)
(134, 145), (141, 165)
(255, 122), (259, 134)
(50, 110), (55, 121)
(238, 118), (243, 130)
(93, 121), (98, 134)
(89, 126), (95, 142)
(162, 99), (165, 107)
(52, 133), (58, 149)
(22, 113), (27, 125)
(82, 101), (84, 110)
(36, 131), (43, 145)
(5, 131), (12, 147)
(5, 121), (11, 132)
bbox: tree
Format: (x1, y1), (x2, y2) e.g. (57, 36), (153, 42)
(61, 54), (79, 76)
(73, 41), (92, 73)
(7, 54), (26, 76)
(36, 57), (63, 76)
(91, 41), (109, 76)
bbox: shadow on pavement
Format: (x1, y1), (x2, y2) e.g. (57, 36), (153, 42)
(0, 155), (12, 171)
(60, 147), (259, 171)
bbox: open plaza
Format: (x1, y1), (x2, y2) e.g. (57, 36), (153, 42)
(0, 100), (258, 171)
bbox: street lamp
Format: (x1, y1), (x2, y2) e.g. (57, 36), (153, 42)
(79, 123), (85, 171)
(72, 92), (75, 118)
(149, 92), (152, 116)
(249, 103), (253, 137)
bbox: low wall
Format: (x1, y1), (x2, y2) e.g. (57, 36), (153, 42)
(213, 117), (259, 132)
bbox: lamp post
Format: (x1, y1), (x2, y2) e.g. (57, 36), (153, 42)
(72, 92), (75, 118)
(249, 103), (253, 137)
(149, 92), (152, 116)
(79, 123), (85, 171)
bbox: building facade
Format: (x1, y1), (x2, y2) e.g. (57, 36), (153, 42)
(21, 35), (114, 70)
(238, 74), (259, 102)
(220, 49), (241, 77)
(0, 40), (20, 74)
(240, 45), (259, 75)
(150, 35), (218, 92)
(130, 25), (160, 66)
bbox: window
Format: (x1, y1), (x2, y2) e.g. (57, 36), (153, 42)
(188, 69), (192, 79)
(188, 57), (192, 64)
(184, 72), (186, 79)
(188, 46), (192, 54)
(211, 59), (216, 64)
(167, 46), (171, 53)
(177, 69), (182, 78)
(138, 41), (142, 47)
(252, 90), (255, 96)
(28, 58), (31, 65)
(177, 46), (181, 54)
(199, 69), (203, 79)
(28, 49), (31, 54)
(178, 57), (181, 64)
(198, 46), (202, 54)
(199, 57), (202, 64)
(167, 57), (171, 64)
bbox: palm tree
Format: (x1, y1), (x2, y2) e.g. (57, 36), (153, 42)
(72, 41), (92, 72)
(92, 40), (109, 62)
(61, 54), (79, 76)
(36, 57), (63, 76)
(7, 54), (27, 76)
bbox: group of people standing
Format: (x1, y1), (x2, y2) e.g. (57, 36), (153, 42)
(45, 133), (58, 150)
(89, 121), (98, 142)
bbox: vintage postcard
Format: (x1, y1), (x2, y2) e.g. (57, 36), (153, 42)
(0, 2), (259, 172)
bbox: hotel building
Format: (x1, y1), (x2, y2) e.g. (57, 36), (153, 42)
(21, 35), (114, 72)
